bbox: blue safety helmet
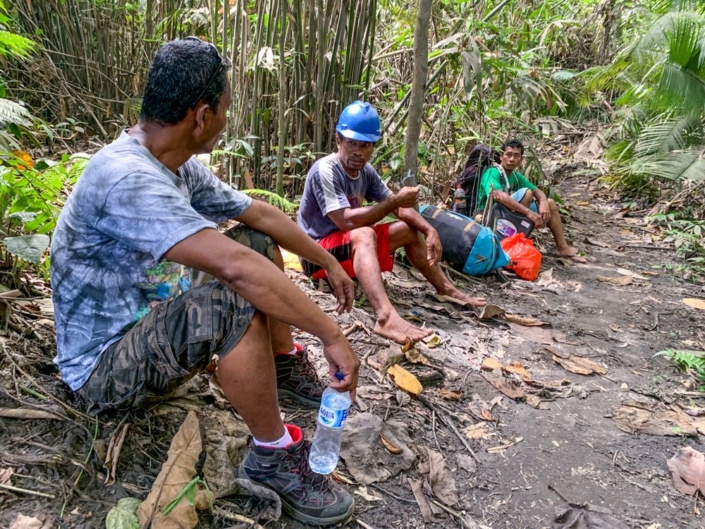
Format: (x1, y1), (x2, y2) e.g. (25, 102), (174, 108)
(336, 101), (381, 143)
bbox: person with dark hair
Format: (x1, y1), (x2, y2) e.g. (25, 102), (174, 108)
(298, 101), (487, 345)
(477, 139), (584, 261)
(51, 38), (359, 525)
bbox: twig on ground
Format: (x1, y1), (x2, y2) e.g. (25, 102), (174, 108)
(0, 482), (56, 499)
(370, 483), (417, 504)
(356, 520), (375, 529)
(213, 506), (266, 529)
(441, 263), (484, 285)
(430, 499), (481, 529)
(419, 396), (479, 463)
(431, 410), (442, 452)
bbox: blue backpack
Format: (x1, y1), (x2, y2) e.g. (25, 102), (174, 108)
(420, 205), (509, 276)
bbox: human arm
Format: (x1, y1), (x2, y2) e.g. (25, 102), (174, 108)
(514, 172), (550, 224)
(164, 229), (359, 393)
(326, 186), (419, 232)
(236, 200), (354, 313)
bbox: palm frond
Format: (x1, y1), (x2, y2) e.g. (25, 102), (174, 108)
(0, 30), (35, 60)
(657, 61), (705, 112)
(633, 146), (705, 182)
(241, 189), (297, 213)
(635, 11), (704, 64)
(635, 114), (701, 156)
(0, 98), (31, 127)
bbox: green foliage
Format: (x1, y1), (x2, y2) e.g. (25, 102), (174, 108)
(162, 477), (212, 516)
(652, 212), (705, 282)
(656, 349), (705, 387)
(241, 188), (297, 213)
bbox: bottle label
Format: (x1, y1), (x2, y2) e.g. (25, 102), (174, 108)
(318, 404), (349, 428)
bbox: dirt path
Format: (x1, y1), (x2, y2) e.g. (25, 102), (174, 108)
(1, 172), (705, 529)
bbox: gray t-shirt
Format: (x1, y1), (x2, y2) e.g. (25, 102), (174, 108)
(51, 133), (252, 391)
(297, 153), (393, 239)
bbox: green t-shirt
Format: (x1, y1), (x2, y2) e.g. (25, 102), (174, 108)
(477, 166), (536, 211)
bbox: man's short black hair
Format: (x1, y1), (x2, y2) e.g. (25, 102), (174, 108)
(140, 39), (229, 126)
(502, 139), (524, 156)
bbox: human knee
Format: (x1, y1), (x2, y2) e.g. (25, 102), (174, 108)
(350, 226), (377, 246)
(522, 189), (534, 204)
(548, 198), (558, 211)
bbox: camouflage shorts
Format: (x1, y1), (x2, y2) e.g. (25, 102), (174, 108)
(77, 224), (277, 414)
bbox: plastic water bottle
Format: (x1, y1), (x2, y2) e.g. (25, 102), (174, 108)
(453, 185), (467, 214)
(309, 387), (351, 474)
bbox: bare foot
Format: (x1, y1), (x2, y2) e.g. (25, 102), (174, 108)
(555, 246), (587, 263)
(374, 311), (434, 344)
(438, 287), (487, 308)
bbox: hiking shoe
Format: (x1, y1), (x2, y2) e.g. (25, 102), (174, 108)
(275, 345), (324, 408)
(238, 425), (354, 526)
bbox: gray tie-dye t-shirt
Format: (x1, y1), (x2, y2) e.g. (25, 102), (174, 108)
(51, 133), (252, 391)
(297, 153), (393, 240)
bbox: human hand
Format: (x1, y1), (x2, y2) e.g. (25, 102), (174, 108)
(322, 334), (360, 396)
(538, 200), (551, 225)
(394, 186), (420, 209)
(425, 229), (443, 268)
(325, 260), (355, 314)
(528, 211), (544, 229)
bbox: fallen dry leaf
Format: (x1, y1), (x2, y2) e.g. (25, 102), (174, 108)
(0, 408), (64, 420)
(482, 370), (525, 400)
(137, 411), (213, 529)
(368, 344), (404, 372)
(341, 414), (415, 485)
(105, 422), (130, 486)
(387, 365), (423, 396)
(0, 467), (13, 484)
(525, 394), (547, 409)
(426, 448), (459, 506)
(456, 454), (477, 474)
(431, 293), (472, 307)
(683, 298), (705, 311)
(613, 401), (697, 436)
(106, 497), (141, 529)
(380, 435), (403, 455)
(504, 314), (549, 326)
(9, 514), (53, 529)
(486, 437), (523, 454)
(423, 334), (443, 348)
(408, 478), (439, 523)
(668, 447), (705, 496)
(405, 348), (430, 365)
(478, 304), (505, 320)
(552, 354), (607, 376)
(585, 237), (609, 248)
(463, 422), (494, 440)
(554, 504), (629, 529)
(503, 361), (532, 381)
(438, 389), (462, 401)
(481, 357), (503, 371)
(597, 275), (633, 286)
(356, 385), (393, 401)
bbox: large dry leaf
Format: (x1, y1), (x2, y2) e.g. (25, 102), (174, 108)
(105, 423), (130, 486)
(426, 448), (459, 506)
(9, 514), (52, 529)
(504, 314), (548, 326)
(597, 275), (633, 286)
(482, 370), (525, 400)
(481, 357), (503, 371)
(552, 354), (607, 376)
(683, 298), (705, 310)
(387, 365), (423, 396)
(137, 411), (213, 529)
(503, 361), (531, 381)
(667, 447), (705, 496)
(408, 478), (439, 523)
(340, 413), (416, 485)
(612, 401), (697, 436)
(554, 504), (629, 529)
(0, 408), (64, 420)
(405, 348), (431, 365)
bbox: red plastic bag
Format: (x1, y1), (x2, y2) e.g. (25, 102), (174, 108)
(500, 233), (542, 281)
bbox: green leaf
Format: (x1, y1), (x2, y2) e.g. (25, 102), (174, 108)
(105, 497), (141, 529)
(3, 234), (50, 264)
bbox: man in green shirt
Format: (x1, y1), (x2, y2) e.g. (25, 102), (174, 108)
(478, 139), (584, 261)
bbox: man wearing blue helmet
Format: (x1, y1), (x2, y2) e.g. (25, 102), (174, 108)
(299, 101), (487, 344)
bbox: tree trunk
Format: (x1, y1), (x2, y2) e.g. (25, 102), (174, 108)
(276, 0), (287, 196)
(403, 0), (433, 178)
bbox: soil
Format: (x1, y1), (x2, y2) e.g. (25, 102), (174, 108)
(2, 161), (705, 529)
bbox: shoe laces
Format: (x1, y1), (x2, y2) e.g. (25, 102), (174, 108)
(288, 442), (330, 494)
(294, 353), (323, 387)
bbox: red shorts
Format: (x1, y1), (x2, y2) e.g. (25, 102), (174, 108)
(301, 224), (395, 280)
